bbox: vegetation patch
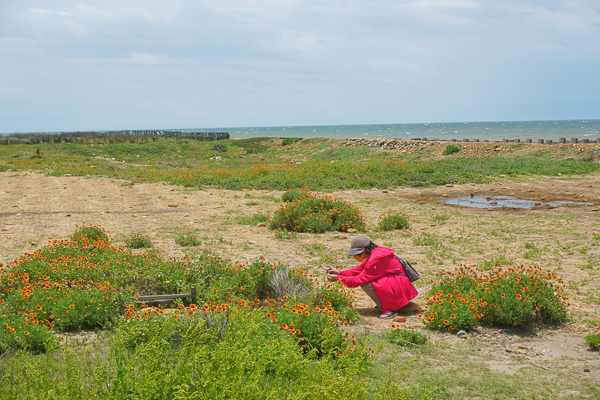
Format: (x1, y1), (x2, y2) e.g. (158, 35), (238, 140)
(585, 332), (600, 350)
(282, 138), (302, 146)
(234, 212), (269, 226)
(270, 190), (366, 233)
(0, 226), (415, 398)
(378, 210), (410, 231)
(422, 264), (568, 332)
(443, 144), (461, 155)
(125, 233), (152, 249)
(175, 233), (202, 247)
(387, 327), (428, 346)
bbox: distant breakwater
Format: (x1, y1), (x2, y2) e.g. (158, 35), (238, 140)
(344, 135), (600, 149)
(0, 130), (229, 145)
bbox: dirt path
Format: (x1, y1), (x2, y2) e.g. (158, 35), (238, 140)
(1, 170), (600, 382)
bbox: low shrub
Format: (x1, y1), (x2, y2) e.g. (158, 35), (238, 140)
(422, 264), (568, 332)
(125, 233), (152, 249)
(271, 190), (366, 233)
(387, 328), (427, 346)
(0, 312), (57, 354)
(175, 234), (201, 247)
(443, 144), (461, 155)
(378, 211), (410, 231)
(585, 333), (600, 350)
(281, 187), (310, 203)
(282, 138), (302, 146)
(310, 282), (359, 324)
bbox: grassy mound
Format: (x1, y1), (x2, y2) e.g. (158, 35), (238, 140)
(270, 190), (366, 233)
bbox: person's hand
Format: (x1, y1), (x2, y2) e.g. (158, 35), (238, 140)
(326, 274), (338, 282)
(324, 265), (340, 275)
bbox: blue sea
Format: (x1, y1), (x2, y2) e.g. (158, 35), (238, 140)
(4, 120), (600, 142)
(218, 120), (600, 141)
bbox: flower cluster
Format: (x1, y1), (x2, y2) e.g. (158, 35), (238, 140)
(422, 263), (568, 332)
(270, 190), (366, 233)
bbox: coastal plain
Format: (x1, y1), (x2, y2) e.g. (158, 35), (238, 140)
(1, 138), (600, 398)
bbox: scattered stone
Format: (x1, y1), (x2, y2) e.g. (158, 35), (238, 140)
(0, 261), (3, 268)
(371, 188), (379, 191)
(592, 208), (599, 212)
(347, 228), (357, 233)
(248, 241), (257, 245)
(487, 208), (495, 211)
(66, 214), (71, 217)
(535, 202), (542, 205)
(333, 234), (348, 239)
(505, 348), (513, 353)
(584, 369), (590, 372)
(256, 223), (267, 227)
(392, 316), (406, 323)
(382, 190), (388, 193)
(446, 184), (454, 187)
(515, 349), (528, 355)
(457, 330), (468, 338)
(467, 263), (476, 267)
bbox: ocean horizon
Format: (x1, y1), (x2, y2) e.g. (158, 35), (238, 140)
(3, 119), (600, 142)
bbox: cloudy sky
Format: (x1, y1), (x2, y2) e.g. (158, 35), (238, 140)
(1, 0), (599, 133)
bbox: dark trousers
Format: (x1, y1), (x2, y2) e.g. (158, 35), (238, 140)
(361, 282), (381, 309)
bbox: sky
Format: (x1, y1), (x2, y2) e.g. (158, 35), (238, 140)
(1, 0), (599, 133)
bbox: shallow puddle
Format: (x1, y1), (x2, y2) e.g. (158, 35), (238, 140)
(439, 195), (594, 209)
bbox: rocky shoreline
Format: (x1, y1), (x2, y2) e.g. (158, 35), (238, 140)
(342, 137), (600, 159)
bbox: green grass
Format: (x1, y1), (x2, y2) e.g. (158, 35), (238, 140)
(234, 213), (269, 226)
(2, 139), (600, 191)
(1, 226), (414, 399)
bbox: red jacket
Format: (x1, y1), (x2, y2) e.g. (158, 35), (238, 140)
(336, 247), (418, 312)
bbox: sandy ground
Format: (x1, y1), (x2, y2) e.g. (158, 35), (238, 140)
(1, 170), (600, 383)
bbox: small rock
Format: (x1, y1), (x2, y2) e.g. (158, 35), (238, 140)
(371, 188), (378, 191)
(505, 348), (513, 353)
(382, 190), (388, 193)
(333, 234), (348, 239)
(583, 369), (590, 372)
(392, 316), (406, 323)
(457, 330), (468, 338)
(487, 208), (495, 211)
(0, 261), (3, 268)
(347, 228), (357, 233)
(248, 241), (257, 245)
(256, 223), (267, 227)
(445, 184), (454, 187)
(515, 349), (527, 355)
(65, 214), (71, 217)
(467, 263), (476, 267)
(535, 202), (541, 205)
